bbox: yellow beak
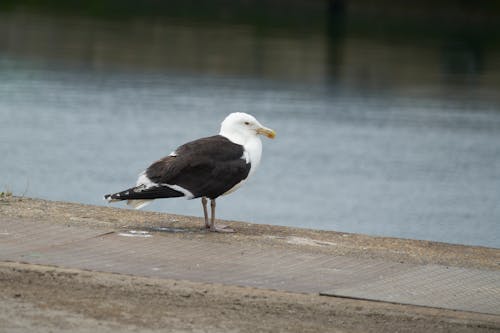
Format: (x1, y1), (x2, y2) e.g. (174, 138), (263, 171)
(256, 126), (276, 139)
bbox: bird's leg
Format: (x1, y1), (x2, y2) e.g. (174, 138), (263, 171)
(201, 197), (210, 229)
(209, 199), (234, 233)
(209, 199), (216, 231)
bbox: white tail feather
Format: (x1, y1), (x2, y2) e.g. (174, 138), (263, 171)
(127, 199), (153, 209)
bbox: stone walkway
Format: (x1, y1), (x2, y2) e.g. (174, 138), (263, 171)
(1, 216), (499, 315)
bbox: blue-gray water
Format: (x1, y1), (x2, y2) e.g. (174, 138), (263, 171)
(1, 7), (499, 248)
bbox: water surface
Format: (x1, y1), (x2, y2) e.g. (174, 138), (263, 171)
(1, 6), (499, 247)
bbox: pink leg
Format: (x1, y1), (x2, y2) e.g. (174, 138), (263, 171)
(209, 199), (234, 233)
(201, 197), (210, 229)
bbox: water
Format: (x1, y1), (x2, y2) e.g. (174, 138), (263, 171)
(1, 6), (499, 248)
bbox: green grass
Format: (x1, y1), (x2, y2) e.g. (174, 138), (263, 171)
(0, 188), (13, 198)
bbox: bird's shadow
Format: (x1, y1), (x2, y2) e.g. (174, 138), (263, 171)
(118, 224), (217, 236)
(145, 226), (193, 234)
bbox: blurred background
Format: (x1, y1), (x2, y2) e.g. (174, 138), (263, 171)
(1, 0), (499, 247)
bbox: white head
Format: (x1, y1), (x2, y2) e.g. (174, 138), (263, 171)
(219, 112), (276, 145)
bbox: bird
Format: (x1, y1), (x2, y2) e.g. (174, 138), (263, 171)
(104, 112), (275, 233)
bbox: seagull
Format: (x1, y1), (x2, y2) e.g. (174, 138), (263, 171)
(104, 112), (275, 232)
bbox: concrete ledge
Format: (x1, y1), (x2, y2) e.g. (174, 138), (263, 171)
(1, 196), (499, 332)
(1, 196), (498, 270)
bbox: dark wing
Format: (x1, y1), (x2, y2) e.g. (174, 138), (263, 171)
(146, 135), (251, 199)
(104, 184), (184, 201)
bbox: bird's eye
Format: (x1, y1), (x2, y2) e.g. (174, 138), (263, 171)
(244, 121), (250, 125)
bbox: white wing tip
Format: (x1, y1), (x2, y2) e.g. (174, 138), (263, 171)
(104, 195), (119, 203)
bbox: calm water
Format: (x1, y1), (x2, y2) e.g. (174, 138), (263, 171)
(1, 7), (499, 247)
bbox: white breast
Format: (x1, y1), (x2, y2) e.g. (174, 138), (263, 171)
(221, 136), (262, 196)
(244, 136), (263, 178)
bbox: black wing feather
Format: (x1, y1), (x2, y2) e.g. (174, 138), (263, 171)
(105, 185), (184, 201)
(146, 135), (250, 199)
